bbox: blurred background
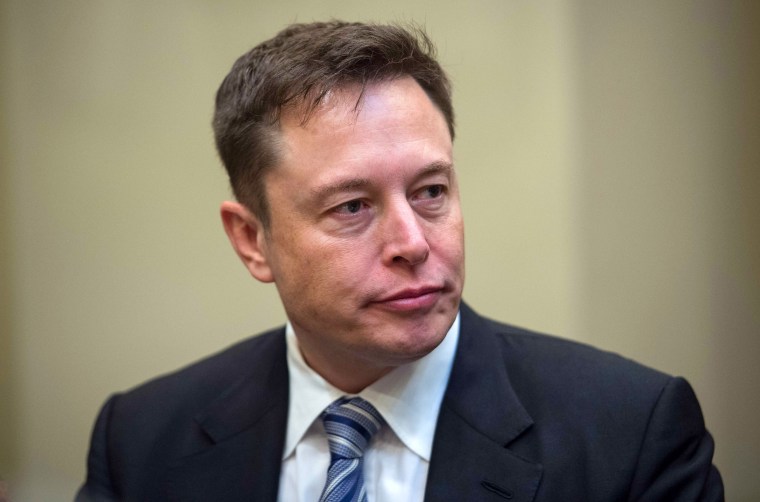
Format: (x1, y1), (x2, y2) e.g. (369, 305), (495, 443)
(1, 0), (758, 499)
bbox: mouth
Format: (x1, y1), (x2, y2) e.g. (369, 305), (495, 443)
(371, 285), (444, 312)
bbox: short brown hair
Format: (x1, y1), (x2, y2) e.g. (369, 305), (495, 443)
(212, 21), (454, 227)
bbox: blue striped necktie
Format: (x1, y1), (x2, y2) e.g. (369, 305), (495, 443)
(319, 397), (384, 502)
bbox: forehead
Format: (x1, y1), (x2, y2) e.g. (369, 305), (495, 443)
(276, 77), (451, 168)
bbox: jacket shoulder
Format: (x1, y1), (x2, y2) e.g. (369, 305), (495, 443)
(104, 328), (286, 469)
(459, 305), (677, 441)
(457, 306), (722, 500)
(480, 313), (672, 400)
(79, 328), (288, 500)
(116, 327), (286, 410)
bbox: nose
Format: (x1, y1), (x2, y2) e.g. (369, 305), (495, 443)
(381, 201), (430, 266)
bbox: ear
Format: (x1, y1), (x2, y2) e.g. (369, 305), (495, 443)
(220, 201), (275, 283)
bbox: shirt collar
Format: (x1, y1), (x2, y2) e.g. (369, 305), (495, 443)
(283, 313), (460, 462)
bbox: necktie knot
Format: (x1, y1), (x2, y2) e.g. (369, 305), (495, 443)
(319, 397), (384, 502)
(322, 397), (384, 461)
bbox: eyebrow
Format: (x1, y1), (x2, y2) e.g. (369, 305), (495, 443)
(310, 177), (372, 200)
(417, 160), (454, 178)
(310, 161), (454, 201)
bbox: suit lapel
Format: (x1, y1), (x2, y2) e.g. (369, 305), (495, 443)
(162, 330), (289, 502)
(425, 303), (543, 502)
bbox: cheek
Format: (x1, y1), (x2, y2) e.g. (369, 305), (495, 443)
(439, 244), (465, 276)
(432, 218), (465, 262)
(298, 239), (373, 293)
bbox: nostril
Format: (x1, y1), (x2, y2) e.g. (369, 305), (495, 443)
(392, 248), (429, 265)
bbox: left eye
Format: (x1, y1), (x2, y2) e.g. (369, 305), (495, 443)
(334, 200), (365, 214)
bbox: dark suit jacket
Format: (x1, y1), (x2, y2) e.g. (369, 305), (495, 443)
(77, 303), (723, 501)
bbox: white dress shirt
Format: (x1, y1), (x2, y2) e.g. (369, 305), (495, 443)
(277, 314), (460, 502)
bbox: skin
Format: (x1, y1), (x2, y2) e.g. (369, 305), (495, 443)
(221, 77), (464, 393)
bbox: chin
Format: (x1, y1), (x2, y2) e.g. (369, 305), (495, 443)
(386, 325), (449, 363)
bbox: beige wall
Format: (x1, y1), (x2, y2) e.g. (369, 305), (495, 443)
(573, 3), (760, 497)
(1, 0), (758, 499)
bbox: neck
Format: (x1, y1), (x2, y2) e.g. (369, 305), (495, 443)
(296, 340), (394, 394)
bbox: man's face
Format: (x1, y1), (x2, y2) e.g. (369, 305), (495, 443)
(258, 77), (464, 387)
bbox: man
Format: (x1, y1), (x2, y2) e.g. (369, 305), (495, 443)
(77, 22), (723, 501)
